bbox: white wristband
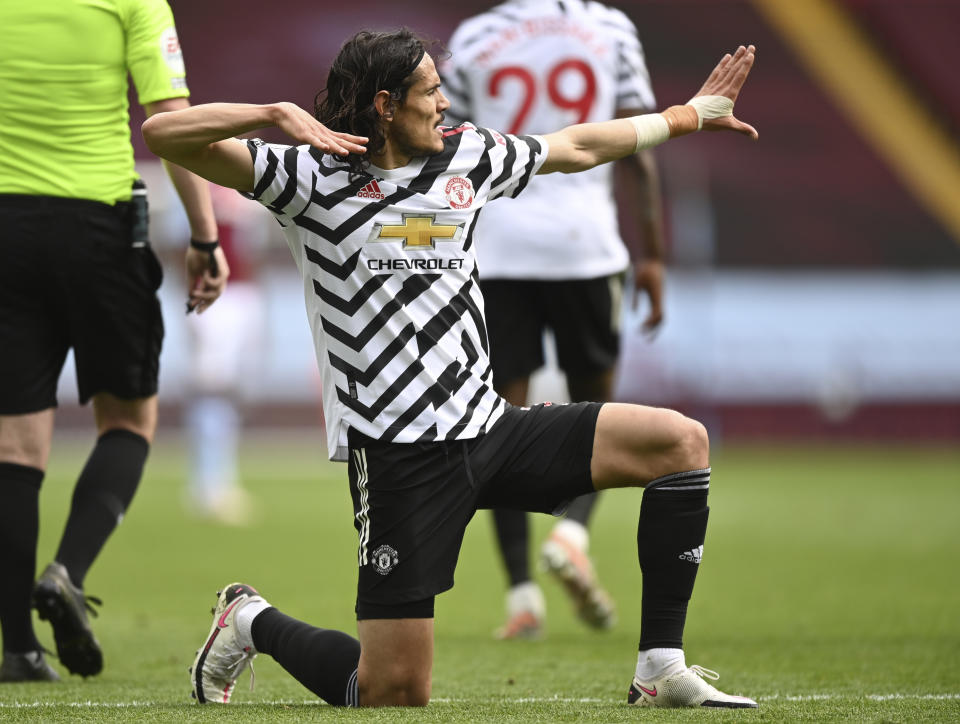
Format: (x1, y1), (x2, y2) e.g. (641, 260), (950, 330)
(686, 95), (734, 130)
(628, 113), (670, 153)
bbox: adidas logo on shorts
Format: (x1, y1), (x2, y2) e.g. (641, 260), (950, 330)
(357, 179), (385, 200)
(678, 545), (703, 564)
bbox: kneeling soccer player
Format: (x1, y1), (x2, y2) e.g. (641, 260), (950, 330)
(143, 29), (759, 709)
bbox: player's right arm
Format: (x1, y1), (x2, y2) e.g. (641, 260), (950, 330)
(142, 102), (367, 191)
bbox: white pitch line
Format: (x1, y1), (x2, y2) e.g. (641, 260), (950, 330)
(2, 693), (959, 708)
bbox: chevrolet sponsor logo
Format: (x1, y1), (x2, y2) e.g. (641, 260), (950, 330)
(367, 258), (465, 271)
(368, 214), (464, 250)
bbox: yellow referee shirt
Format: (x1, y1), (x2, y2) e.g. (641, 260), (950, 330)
(0, 0), (189, 204)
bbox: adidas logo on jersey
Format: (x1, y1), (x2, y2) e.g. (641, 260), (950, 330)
(679, 545), (703, 564)
(357, 179), (385, 200)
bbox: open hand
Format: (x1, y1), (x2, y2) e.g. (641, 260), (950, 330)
(272, 102), (368, 155)
(691, 45), (758, 139)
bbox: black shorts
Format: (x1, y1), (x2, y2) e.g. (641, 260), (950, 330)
(480, 274), (623, 385)
(347, 401), (601, 619)
(0, 195), (164, 413)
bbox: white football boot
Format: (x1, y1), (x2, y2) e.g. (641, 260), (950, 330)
(494, 581), (545, 640)
(627, 664), (758, 708)
(189, 583), (265, 703)
(540, 528), (616, 629)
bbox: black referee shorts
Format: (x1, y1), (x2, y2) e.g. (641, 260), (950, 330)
(0, 194), (164, 413)
(480, 274), (623, 386)
(347, 401), (601, 619)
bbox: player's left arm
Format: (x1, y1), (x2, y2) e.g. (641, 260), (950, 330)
(539, 45), (757, 174)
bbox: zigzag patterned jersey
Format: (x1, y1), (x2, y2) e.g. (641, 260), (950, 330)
(245, 124), (548, 460)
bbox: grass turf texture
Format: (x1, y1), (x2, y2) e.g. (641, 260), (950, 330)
(1, 433), (957, 722)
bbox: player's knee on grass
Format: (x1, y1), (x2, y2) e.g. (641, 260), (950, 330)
(356, 617), (433, 706)
(359, 667), (431, 707)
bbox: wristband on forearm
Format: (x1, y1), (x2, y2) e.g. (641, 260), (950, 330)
(189, 238), (220, 277)
(627, 114), (670, 153)
(189, 239), (219, 253)
(628, 94), (735, 152)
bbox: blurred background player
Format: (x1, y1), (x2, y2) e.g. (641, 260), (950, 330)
(442, 0), (668, 638)
(0, 0), (224, 681)
(182, 185), (268, 525)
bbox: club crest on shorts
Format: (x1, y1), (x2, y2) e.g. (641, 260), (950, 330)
(445, 176), (474, 209)
(371, 544), (399, 575)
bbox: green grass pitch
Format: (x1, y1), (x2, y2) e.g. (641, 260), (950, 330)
(1, 433), (958, 722)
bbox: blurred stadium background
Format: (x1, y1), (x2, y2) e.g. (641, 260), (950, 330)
(48, 0), (960, 444)
(64, 0), (960, 444)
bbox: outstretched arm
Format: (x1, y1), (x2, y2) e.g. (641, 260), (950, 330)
(141, 102), (368, 192)
(540, 45), (757, 174)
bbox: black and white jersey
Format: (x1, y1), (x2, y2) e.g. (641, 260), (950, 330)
(245, 125), (548, 460)
(442, 0), (656, 279)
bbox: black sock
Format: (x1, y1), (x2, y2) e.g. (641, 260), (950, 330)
(564, 491), (599, 527)
(493, 509), (530, 586)
(0, 463), (44, 653)
(252, 607), (361, 706)
(637, 468), (711, 651)
(55, 429), (149, 588)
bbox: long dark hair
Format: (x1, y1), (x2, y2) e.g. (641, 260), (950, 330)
(315, 29), (429, 177)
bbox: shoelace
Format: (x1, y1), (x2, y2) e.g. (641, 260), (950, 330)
(83, 595), (103, 618)
(225, 651), (257, 692)
(63, 579), (102, 618)
(689, 665), (720, 681)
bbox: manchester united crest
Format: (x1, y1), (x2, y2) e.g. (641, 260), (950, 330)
(371, 544), (399, 575)
(445, 176), (474, 209)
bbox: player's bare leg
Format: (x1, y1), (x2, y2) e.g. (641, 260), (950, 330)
(591, 403), (707, 487)
(591, 403), (756, 708)
(357, 618), (433, 706)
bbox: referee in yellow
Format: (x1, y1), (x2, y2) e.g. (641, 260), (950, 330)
(0, 0), (227, 681)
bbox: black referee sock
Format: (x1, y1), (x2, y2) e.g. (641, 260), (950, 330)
(637, 468), (711, 651)
(55, 429), (149, 588)
(252, 607), (361, 706)
(493, 509), (531, 586)
(0, 462), (44, 653)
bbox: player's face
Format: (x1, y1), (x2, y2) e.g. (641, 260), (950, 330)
(389, 54), (450, 158)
